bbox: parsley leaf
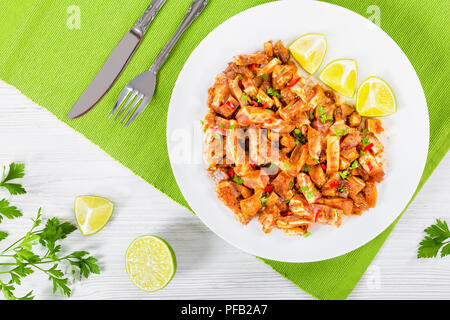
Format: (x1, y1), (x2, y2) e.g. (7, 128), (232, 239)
(362, 137), (370, 147)
(0, 231), (7, 241)
(0, 163), (26, 195)
(260, 196), (268, 207)
(349, 160), (360, 170)
(317, 106), (326, 116)
(339, 170), (350, 180)
(232, 176), (243, 185)
(418, 219), (450, 258)
(0, 199), (22, 223)
(320, 114), (333, 124)
(267, 87), (281, 98)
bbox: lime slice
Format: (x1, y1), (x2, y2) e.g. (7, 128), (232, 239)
(356, 76), (397, 117)
(289, 33), (327, 74)
(74, 195), (114, 236)
(319, 58), (358, 97)
(125, 235), (176, 292)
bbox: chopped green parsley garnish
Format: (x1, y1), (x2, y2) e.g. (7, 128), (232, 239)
(303, 232), (311, 238)
(303, 165), (310, 172)
(335, 128), (349, 136)
(267, 87), (282, 98)
(317, 106), (326, 116)
(232, 176), (243, 185)
(261, 74), (268, 80)
(260, 196), (268, 207)
(349, 160), (360, 170)
(320, 114), (333, 124)
(338, 188), (347, 193)
(241, 93), (248, 101)
(339, 170), (350, 180)
(362, 137), (370, 147)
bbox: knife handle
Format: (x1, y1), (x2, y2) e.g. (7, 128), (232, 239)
(150, 0), (208, 74)
(132, 0), (167, 37)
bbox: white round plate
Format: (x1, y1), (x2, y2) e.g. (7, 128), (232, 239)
(167, 0), (429, 262)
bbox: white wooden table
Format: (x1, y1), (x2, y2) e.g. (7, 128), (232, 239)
(0, 79), (449, 300)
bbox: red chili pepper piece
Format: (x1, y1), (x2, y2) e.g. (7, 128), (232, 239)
(321, 163), (327, 171)
(363, 143), (374, 152)
(250, 100), (258, 107)
(282, 211), (293, 216)
(329, 181), (339, 188)
(367, 161), (373, 171)
(249, 64), (258, 72)
(287, 77), (300, 88)
(226, 100), (235, 109)
(227, 168), (235, 177)
(314, 208), (322, 222)
(264, 185), (274, 192)
(262, 103), (269, 109)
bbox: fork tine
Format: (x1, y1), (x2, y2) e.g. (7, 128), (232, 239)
(124, 97), (151, 127)
(115, 90), (137, 120)
(120, 94), (143, 124)
(110, 87), (131, 118)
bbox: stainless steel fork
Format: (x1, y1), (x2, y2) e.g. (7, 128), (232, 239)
(110, 0), (209, 127)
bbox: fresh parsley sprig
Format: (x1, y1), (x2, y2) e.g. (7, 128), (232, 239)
(0, 208), (100, 300)
(0, 163), (26, 242)
(418, 219), (450, 259)
(0, 163), (100, 300)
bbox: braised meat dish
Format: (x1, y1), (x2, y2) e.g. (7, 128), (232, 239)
(202, 40), (385, 236)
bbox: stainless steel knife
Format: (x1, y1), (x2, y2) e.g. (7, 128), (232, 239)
(68, 0), (167, 119)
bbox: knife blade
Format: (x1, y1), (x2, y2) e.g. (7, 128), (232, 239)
(68, 0), (167, 119)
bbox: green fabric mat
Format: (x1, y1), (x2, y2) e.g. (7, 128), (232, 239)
(0, 0), (448, 299)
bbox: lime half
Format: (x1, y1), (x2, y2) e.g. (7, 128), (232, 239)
(125, 235), (176, 293)
(74, 195), (114, 236)
(319, 58), (358, 97)
(289, 33), (327, 74)
(356, 76), (397, 117)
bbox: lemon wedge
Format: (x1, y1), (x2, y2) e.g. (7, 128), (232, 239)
(356, 76), (397, 117)
(289, 33), (327, 74)
(319, 58), (358, 97)
(74, 195), (114, 236)
(125, 235), (177, 292)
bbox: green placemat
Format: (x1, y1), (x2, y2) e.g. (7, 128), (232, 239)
(0, 0), (448, 299)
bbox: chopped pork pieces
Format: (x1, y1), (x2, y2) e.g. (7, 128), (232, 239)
(203, 40), (385, 236)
